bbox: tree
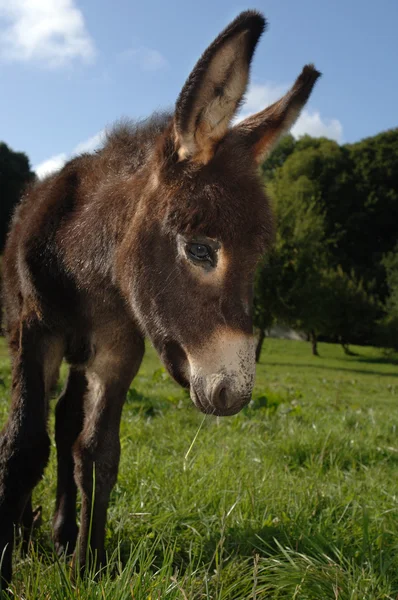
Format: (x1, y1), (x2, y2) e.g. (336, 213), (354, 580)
(253, 248), (280, 361)
(255, 129), (398, 354)
(268, 136), (357, 271)
(255, 170), (332, 358)
(263, 129), (398, 303)
(346, 129), (398, 298)
(321, 267), (382, 352)
(0, 142), (35, 252)
(260, 134), (296, 181)
(380, 247), (398, 350)
(383, 247), (398, 318)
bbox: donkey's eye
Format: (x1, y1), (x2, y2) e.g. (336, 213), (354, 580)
(186, 243), (213, 264)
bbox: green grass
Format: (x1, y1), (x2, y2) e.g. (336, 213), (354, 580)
(0, 337), (398, 599)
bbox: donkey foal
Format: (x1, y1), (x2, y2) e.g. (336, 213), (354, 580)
(1, 10), (320, 585)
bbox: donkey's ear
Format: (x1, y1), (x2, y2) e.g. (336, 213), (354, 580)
(174, 10), (266, 164)
(235, 65), (321, 164)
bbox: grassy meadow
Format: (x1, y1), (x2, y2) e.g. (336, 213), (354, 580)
(0, 337), (398, 599)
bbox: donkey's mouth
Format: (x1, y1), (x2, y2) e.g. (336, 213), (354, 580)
(160, 340), (190, 388)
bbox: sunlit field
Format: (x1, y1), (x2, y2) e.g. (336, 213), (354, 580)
(0, 337), (397, 599)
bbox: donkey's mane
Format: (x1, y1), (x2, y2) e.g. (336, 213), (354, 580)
(100, 111), (173, 174)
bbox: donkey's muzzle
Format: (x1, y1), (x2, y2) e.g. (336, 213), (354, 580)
(190, 375), (252, 417)
(187, 330), (256, 416)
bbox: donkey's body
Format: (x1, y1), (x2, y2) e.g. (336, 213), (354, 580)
(1, 11), (320, 585)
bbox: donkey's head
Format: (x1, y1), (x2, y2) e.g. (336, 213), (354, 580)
(126, 11), (320, 416)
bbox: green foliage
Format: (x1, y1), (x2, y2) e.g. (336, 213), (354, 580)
(269, 135), (355, 268)
(266, 130), (398, 297)
(1, 338), (398, 598)
(255, 161), (331, 345)
(347, 129), (398, 294)
(378, 246), (398, 350)
(255, 128), (398, 349)
(0, 142), (35, 251)
(383, 246), (398, 318)
(271, 178), (329, 333)
(260, 133), (296, 180)
(321, 267), (383, 346)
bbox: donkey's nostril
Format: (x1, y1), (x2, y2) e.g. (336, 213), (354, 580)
(211, 381), (230, 410)
(218, 386), (228, 407)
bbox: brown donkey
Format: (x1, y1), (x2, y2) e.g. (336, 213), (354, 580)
(1, 10), (320, 585)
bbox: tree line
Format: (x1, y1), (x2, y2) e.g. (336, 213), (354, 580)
(0, 142), (35, 253)
(255, 129), (398, 357)
(1, 131), (398, 357)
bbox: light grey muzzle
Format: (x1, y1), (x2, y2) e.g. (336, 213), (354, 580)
(187, 330), (256, 416)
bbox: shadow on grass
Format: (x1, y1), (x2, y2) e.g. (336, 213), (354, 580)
(116, 518), (397, 586)
(19, 514), (398, 598)
(125, 388), (165, 417)
(262, 362), (398, 378)
(356, 355), (398, 366)
(111, 522), (292, 576)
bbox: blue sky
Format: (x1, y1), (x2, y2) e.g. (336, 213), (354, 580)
(0, 0), (397, 176)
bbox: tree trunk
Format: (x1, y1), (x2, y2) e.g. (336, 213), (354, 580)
(310, 330), (319, 356)
(341, 342), (357, 356)
(341, 342), (350, 355)
(255, 329), (266, 363)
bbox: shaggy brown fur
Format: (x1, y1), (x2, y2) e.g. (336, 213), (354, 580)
(0, 10), (320, 584)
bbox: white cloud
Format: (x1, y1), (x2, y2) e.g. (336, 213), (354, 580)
(291, 111), (343, 143)
(238, 83), (286, 119)
(73, 130), (105, 154)
(0, 0), (96, 67)
(34, 129), (105, 178)
(118, 47), (168, 71)
(35, 153), (67, 178)
(237, 82), (343, 143)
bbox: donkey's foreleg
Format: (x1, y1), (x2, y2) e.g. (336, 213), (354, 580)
(0, 318), (63, 587)
(72, 333), (144, 575)
(20, 493), (43, 555)
(72, 387), (125, 575)
(53, 368), (87, 556)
